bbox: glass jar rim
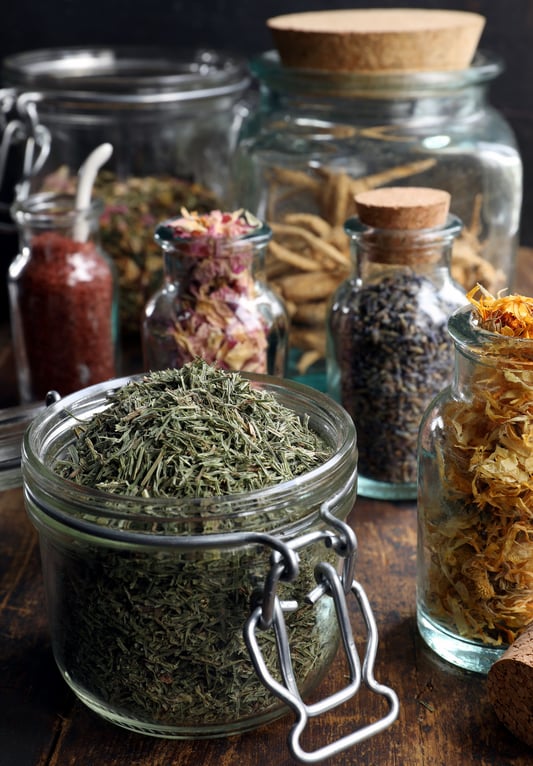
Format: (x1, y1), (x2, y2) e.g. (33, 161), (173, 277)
(449, 304), (533, 358)
(3, 46), (251, 105)
(22, 372), (358, 539)
(251, 49), (503, 98)
(155, 220), (272, 250)
(11, 192), (103, 227)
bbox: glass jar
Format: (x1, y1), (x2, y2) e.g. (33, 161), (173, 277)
(417, 305), (533, 674)
(21, 371), (398, 754)
(2, 46), (251, 338)
(142, 214), (288, 376)
(232, 50), (522, 389)
(327, 191), (466, 501)
(8, 192), (118, 403)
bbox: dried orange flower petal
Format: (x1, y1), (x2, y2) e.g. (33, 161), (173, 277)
(467, 284), (533, 338)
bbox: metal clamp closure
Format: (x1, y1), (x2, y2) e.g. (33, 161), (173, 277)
(243, 499), (399, 763)
(9, 93), (51, 202)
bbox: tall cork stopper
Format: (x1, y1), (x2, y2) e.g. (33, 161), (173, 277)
(354, 187), (451, 230)
(268, 9), (485, 73)
(487, 626), (533, 748)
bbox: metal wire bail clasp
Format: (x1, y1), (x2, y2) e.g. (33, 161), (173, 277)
(243, 495), (399, 764)
(12, 92), (52, 202)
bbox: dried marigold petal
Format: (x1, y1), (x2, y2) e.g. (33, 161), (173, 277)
(467, 284), (533, 338)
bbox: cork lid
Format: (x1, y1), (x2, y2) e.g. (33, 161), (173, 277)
(487, 626), (533, 748)
(354, 187), (451, 230)
(267, 9), (485, 73)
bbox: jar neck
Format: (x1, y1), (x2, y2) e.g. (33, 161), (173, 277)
(12, 192), (103, 251)
(160, 238), (269, 289)
(449, 306), (533, 398)
(345, 215), (462, 280)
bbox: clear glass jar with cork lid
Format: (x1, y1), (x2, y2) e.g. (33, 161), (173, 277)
(232, 9), (522, 390)
(327, 186), (466, 500)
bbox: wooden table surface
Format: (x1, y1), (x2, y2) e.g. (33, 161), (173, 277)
(2, 249), (533, 765)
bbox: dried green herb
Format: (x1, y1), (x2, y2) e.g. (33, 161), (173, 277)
(57, 360), (330, 498)
(50, 360), (339, 731)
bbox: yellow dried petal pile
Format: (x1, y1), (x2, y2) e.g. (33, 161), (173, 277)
(467, 284), (533, 338)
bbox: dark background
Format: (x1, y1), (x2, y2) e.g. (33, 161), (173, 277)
(1, 0), (533, 245)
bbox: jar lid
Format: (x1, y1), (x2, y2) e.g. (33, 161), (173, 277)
(354, 187), (451, 230)
(267, 9), (485, 73)
(2, 46), (250, 104)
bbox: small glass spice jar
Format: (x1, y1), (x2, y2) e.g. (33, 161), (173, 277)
(8, 192), (118, 403)
(142, 209), (288, 376)
(327, 187), (466, 500)
(417, 292), (533, 674)
(21, 365), (398, 756)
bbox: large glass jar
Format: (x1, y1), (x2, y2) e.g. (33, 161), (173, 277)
(417, 304), (533, 674)
(142, 211), (288, 376)
(232, 50), (522, 388)
(21, 368), (398, 755)
(2, 46), (251, 338)
(327, 188), (466, 501)
(8, 192), (118, 404)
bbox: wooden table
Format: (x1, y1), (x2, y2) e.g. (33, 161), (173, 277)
(2, 248), (533, 764)
(1, 484), (532, 766)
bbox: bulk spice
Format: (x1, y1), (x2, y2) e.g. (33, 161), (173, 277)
(9, 221), (116, 402)
(51, 360), (338, 726)
(420, 287), (533, 649)
(142, 208), (285, 375)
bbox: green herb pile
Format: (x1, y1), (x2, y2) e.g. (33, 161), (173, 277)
(57, 359), (330, 498)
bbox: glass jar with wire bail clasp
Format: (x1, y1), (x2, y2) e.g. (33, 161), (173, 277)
(21, 360), (398, 761)
(327, 187), (466, 501)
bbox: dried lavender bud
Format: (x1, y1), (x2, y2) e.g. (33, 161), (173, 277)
(330, 270), (457, 485)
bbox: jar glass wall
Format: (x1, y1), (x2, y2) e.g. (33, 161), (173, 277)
(232, 50), (522, 388)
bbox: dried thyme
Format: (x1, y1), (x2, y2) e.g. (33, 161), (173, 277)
(57, 360), (330, 497)
(50, 360), (340, 729)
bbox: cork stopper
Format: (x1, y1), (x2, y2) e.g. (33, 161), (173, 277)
(354, 187), (451, 231)
(268, 9), (485, 73)
(487, 627), (533, 748)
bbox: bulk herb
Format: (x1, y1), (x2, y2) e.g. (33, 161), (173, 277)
(142, 209), (287, 375)
(43, 167), (219, 335)
(52, 361), (339, 727)
(9, 218), (116, 403)
(330, 270), (459, 485)
(57, 360), (330, 497)
(420, 286), (533, 647)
